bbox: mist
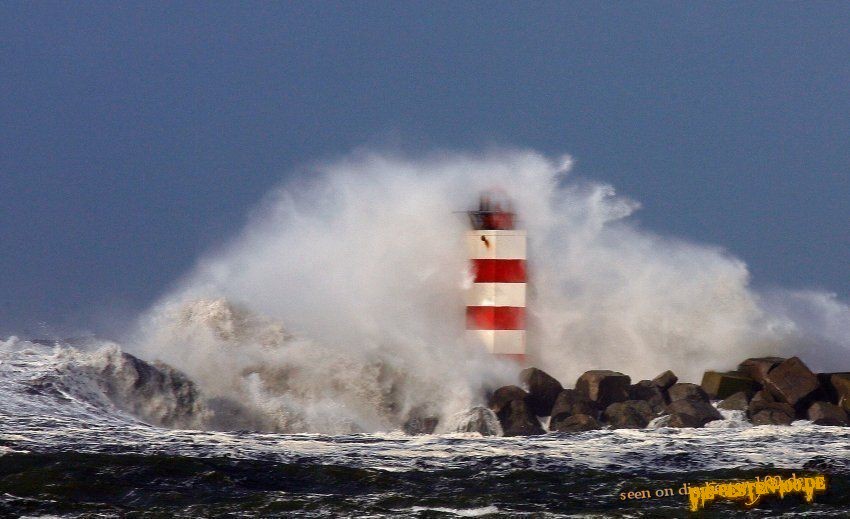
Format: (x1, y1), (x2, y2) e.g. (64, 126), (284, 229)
(130, 148), (850, 433)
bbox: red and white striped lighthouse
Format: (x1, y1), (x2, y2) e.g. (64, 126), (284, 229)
(465, 191), (526, 364)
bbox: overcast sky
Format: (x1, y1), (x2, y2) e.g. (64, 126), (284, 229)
(1, 2), (848, 336)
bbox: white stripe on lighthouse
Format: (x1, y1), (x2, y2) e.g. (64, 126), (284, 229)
(467, 330), (526, 355)
(466, 230), (527, 260)
(464, 283), (526, 307)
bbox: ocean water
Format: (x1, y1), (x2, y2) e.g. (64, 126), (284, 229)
(1, 340), (849, 518)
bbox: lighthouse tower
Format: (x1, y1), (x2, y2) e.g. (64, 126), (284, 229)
(465, 191), (526, 363)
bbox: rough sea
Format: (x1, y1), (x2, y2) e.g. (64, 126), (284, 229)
(1, 339), (849, 518)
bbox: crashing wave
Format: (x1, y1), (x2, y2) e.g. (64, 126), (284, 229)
(20, 150), (846, 436)
(1, 337), (209, 429)
(76, 346), (209, 429)
(130, 298), (505, 434)
(439, 406), (503, 436)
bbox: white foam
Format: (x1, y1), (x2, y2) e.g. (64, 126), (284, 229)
(115, 149), (849, 433)
(409, 505), (500, 517)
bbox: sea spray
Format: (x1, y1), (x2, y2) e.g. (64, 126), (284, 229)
(127, 149), (850, 433)
(439, 406), (503, 435)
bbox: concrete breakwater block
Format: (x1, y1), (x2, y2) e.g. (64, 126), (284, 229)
(575, 370), (631, 408)
(668, 383), (711, 403)
(519, 367), (563, 416)
(550, 389), (597, 422)
(761, 357), (820, 409)
(476, 357), (849, 437)
(822, 373), (850, 412)
(700, 370), (759, 400)
(603, 400), (655, 429)
(807, 401), (849, 426)
(738, 357), (786, 384)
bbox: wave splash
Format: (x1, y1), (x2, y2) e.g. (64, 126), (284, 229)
(105, 149), (850, 434)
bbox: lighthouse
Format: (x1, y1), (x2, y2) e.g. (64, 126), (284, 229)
(465, 191), (527, 363)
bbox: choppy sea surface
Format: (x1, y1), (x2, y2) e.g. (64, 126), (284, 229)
(1, 341), (849, 518)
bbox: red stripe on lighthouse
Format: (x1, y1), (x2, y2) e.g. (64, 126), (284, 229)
(471, 259), (526, 283)
(466, 306), (525, 330)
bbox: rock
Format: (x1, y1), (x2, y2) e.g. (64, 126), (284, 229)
(629, 380), (666, 414)
(488, 385), (529, 414)
(400, 403), (440, 434)
(827, 374), (850, 411)
(488, 385), (542, 435)
(575, 370), (630, 408)
(700, 371), (758, 400)
(762, 357), (820, 409)
(402, 415), (439, 434)
(496, 398), (545, 436)
(442, 406), (502, 435)
(652, 370), (678, 391)
(717, 391), (750, 411)
(667, 413), (705, 428)
(602, 400), (654, 429)
(738, 357), (786, 384)
(551, 413), (601, 433)
(747, 390), (801, 421)
(751, 402), (796, 424)
(807, 402), (848, 426)
(550, 389), (597, 421)
(667, 383), (710, 404)
(751, 407), (794, 426)
(519, 367), (563, 416)
(816, 373), (850, 404)
(665, 399), (722, 427)
(747, 389), (776, 416)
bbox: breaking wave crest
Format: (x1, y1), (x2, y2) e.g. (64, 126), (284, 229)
(0, 337), (207, 429)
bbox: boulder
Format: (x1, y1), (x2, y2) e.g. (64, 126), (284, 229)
(751, 407), (794, 426)
(575, 370), (630, 408)
(551, 413), (601, 433)
(519, 367), (563, 416)
(402, 415), (439, 435)
(815, 373), (850, 404)
(700, 371), (758, 400)
(667, 413), (705, 428)
(828, 374), (850, 411)
(807, 401), (848, 426)
(652, 370), (678, 391)
(747, 391), (802, 422)
(550, 389), (597, 421)
(488, 385), (529, 414)
(762, 357), (820, 409)
(401, 403), (440, 434)
(496, 398), (545, 436)
(629, 380), (666, 413)
(668, 383), (710, 404)
(738, 357), (786, 384)
(747, 389), (776, 416)
(665, 399), (722, 427)
(602, 400), (654, 429)
(751, 402), (796, 423)
(717, 391), (750, 412)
